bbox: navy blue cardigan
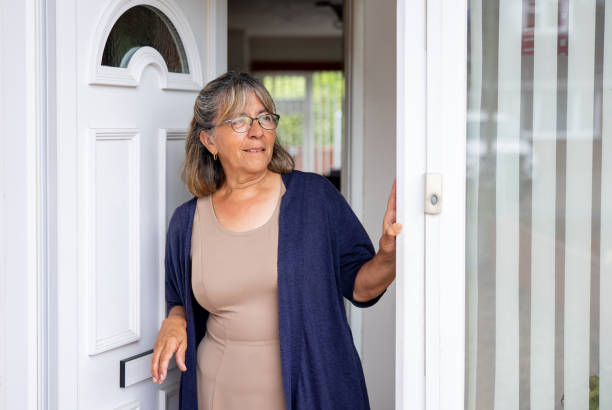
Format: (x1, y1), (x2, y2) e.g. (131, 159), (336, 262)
(165, 170), (386, 410)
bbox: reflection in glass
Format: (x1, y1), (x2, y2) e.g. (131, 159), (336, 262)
(466, 0), (610, 409)
(102, 5), (189, 74)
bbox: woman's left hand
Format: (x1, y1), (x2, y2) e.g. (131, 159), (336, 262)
(352, 180), (402, 302)
(379, 180), (402, 255)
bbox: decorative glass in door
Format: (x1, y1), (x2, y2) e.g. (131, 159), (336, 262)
(466, 0), (611, 409)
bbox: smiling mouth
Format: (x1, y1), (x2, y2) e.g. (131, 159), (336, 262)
(243, 148), (265, 152)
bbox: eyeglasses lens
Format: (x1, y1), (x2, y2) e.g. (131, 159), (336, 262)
(258, 115), (277, 130)
(231, 117), (251, 132)
(230, 115), (278, 132)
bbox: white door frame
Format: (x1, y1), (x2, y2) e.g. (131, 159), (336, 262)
(395, 0), (427, 407)
(0, 0), (47, 409)
(343, 0), (367, 356)
(396, 0), (467, 409)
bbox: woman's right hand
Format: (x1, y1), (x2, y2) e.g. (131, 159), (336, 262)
(151, 305), (188, 384)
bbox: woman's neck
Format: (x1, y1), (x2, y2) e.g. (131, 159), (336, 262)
(221, 169), (270, 196)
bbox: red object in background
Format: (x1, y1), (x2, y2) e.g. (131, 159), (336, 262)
(521, 0), (569, 56)
(558, 0), (569, 56)
(521, 0), (535, 55)
(522, 31), (534, 55)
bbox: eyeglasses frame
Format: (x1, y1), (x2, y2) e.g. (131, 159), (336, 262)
(207, 113), (281, 133)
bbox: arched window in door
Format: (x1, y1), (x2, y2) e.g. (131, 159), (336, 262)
(89, 0), (203, 90)
(102, 5), (189, 74)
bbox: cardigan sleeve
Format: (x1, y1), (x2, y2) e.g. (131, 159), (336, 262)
(325, 178), (387, 308)
(165, 205), (186, 315)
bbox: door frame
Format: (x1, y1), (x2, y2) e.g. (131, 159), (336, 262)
(395, 0), (467, 409)
(0, 0), (47, 409)
(343, 0), (367, 356)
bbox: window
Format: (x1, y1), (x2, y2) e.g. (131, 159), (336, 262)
(102, 5), (189, 74)
(258, 71), (344, 178)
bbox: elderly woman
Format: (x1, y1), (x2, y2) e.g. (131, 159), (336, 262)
(150, 71), (401, 410)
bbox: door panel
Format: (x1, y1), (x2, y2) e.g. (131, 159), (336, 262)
(54, 0), (224, 408)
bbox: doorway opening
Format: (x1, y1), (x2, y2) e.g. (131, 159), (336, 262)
(227, 2), (397, 410)
(227, 0), (345, 189)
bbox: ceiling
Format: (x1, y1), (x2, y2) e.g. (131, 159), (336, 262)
(228, 0), (343, 37)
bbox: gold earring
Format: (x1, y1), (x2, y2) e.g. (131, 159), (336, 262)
(213, 153), (218, 161)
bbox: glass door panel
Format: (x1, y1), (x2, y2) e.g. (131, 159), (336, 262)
(466, 1), (611, 410)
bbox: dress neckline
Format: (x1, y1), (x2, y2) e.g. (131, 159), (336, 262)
(203, 178), (286, 236)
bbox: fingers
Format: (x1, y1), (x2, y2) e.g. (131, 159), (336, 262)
(383, 180), (398, 232)
(176, 340), (188, 372)
(151, 339), (187, 384)
(151, 348), (160, 383)
(385, 222), (403, 237)
(157, 342), (176, 383)
(386, 179), (397, 213)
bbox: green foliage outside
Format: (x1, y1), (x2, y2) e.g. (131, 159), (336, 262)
(590, 375), (599, 410)
(560, 375), (599, 409)
(261, 72), (344, 150)
(312, 71), (344, 148)
(276, 114), (304, 148)
(263, 75), (306, 99)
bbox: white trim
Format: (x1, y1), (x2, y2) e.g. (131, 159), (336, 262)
(114, 400), (141, 410)
(54, 0), (79, 405)
(158, 381), (180, 410)
(205, 0), (228, 80)
(0, 0), (41, 407)
(343, 0), (366, 356)
(344, 0), (365, 217)
(427, 0), (467, 409)
(26, 0), (40, 406)
(157, 129), (188, 324)
(88, 0), (204, 90)
(93, 47), (201, 91)
(81, 129), (141, 355)
(37, 0), (49, 407)
(425, 1), (443, 407)
(396, 0), (427, 408)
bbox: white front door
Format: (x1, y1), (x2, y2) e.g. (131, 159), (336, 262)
(54, 1), (226, 408)
(397, 0), (612, 409)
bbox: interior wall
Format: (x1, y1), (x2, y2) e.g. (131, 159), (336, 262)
(359, 0), (397, 408)
(228, 29), (249, 72)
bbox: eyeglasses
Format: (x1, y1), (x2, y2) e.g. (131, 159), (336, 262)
(212, 113), (280, 133)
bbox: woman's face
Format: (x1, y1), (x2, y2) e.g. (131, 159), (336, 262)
(203, 94), (276, 179)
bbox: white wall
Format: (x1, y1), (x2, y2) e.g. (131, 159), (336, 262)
(359, 0), (397, 408)
(0, 0), (40, 409)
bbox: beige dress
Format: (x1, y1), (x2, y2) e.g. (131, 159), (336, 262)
(190, 181), (287, 410)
